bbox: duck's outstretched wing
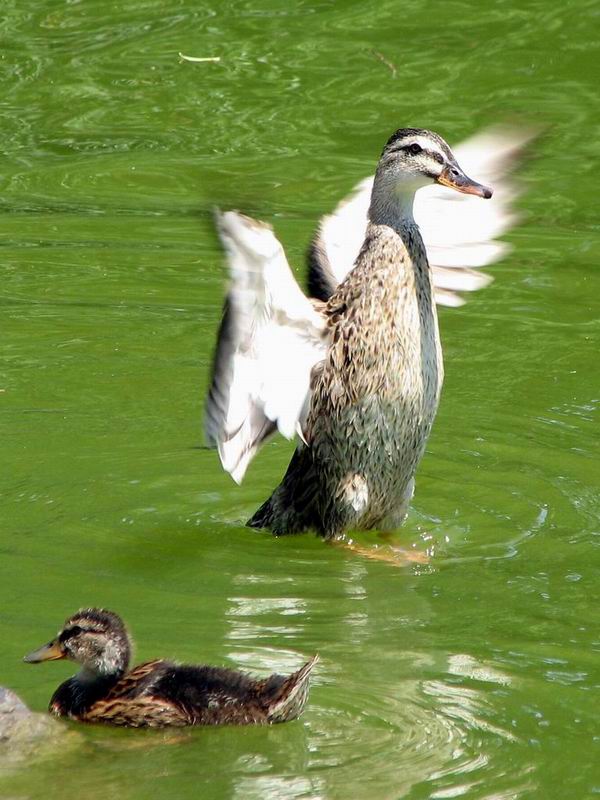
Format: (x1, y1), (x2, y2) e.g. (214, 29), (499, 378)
(308, 125), (536, 307)
(205, 212), (327, 483)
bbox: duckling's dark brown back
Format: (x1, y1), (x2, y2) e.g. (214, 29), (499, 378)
(148, 656), (318, 726)
(151, 664), (271, 725)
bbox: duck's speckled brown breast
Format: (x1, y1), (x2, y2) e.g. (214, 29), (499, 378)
(307, 221), (444, 536)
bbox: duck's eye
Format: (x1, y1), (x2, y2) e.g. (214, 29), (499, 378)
(408, 143), (422, 155)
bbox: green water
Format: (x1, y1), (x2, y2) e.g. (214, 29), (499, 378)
(1, 0), (599, 797)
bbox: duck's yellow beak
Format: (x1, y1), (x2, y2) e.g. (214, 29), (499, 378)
(437, 165), (493, 199)
(23, 639), (65, 663)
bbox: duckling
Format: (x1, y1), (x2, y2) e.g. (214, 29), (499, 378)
(24, 608), (317, 728)
(205, 126), (533, 539)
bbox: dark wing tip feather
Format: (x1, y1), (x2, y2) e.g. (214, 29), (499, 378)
(204, 296), (235, 447)
(307, 234), (337, 301)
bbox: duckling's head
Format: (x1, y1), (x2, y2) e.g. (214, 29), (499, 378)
(24, 608), (131, 677)
(373, 127), (492, 213)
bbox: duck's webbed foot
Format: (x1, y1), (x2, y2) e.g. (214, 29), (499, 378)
(329, 538), (429, 566)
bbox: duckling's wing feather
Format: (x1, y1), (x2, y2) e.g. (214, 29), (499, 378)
(205, 212), (327, 483)
(81, 660), (191, 727)
(309, 125), (536, 306)
(83, 696), (191, 727)
(105, 660), (168, 699)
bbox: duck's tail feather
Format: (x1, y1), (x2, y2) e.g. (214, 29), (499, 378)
(246, 447), (319, 535)
(263, 655), (319, 723)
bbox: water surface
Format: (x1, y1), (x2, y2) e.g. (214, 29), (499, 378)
(1, 1), (599, 798)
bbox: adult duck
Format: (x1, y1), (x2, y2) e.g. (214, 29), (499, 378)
(205, 126), (532, 539)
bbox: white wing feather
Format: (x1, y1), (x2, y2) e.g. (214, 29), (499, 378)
(205, 212), (326, 483)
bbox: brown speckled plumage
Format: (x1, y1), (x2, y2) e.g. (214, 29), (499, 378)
(24, 608), (317, 728)
(249, 220), (443, 538)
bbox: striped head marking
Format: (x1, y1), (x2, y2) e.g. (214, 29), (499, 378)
(378, 127), (492, 198)
(24, 608), (131, 677)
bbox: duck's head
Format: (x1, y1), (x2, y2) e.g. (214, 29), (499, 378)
(24, 608), (130, 677)
(375, 127), (493, 204)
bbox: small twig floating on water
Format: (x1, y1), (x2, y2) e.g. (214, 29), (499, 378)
(178, 53), (221, 63)
(369, 49), (397, 78)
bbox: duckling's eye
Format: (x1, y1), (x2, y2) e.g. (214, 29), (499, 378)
(68, 625), (83, 638)
(408, 143), (422, 155)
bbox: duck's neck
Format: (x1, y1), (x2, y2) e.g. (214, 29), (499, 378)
(368, 173), (423, 235)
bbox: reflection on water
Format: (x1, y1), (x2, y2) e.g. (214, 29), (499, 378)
(214, 562), (524, 799)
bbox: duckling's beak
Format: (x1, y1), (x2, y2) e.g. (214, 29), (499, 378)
(437, 164), (493, 199)
(23, 639), (65, 663)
